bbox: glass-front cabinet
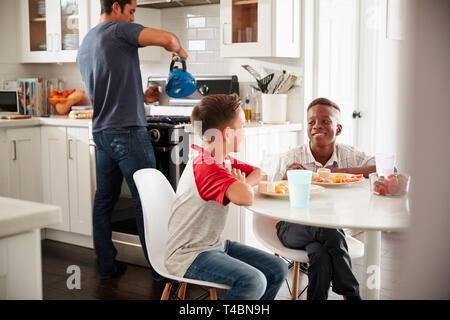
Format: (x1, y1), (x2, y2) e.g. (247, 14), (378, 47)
(19, 0), (89, 63)
(220, 0), (301, 58)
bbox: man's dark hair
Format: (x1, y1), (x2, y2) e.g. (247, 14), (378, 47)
(307, 97), (341, 112)
(191, 94), (242, 136)
(100, 0), (132, 14)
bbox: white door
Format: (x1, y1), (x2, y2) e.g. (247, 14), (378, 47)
(314, 0), (360, 148)
(220, 0), (272, 57)
(7, 127), (42, 202)
(41, 126), (71, 232)
(67, 127), (92, 235)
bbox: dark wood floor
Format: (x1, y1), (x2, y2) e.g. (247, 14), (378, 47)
(41, 231), (406, 300)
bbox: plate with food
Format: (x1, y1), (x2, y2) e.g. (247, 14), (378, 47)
(258, 181), (326, 198)
(311, 168), (365, 186)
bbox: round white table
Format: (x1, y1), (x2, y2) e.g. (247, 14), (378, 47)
(246, 180), (410, 300)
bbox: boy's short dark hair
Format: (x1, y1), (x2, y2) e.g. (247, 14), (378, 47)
(191, 93), (241, 136)
(307, 97), (341, 113)
(100, 0), (132, 14)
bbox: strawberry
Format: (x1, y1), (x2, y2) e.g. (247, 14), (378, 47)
(388, 184), (397, 196)
(378, 185), (387, 196)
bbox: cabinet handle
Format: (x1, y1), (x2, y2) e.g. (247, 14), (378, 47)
(47, 34), (53, 52)
(222, 22), (230, 45)
(11, 140), (17, 161)
(68, 139), (73, 160)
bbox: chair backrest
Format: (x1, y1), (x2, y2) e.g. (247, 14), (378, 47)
(133, 169), (175, 276)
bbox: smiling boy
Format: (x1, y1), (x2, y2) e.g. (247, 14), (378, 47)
(274, 98), (376, 180)
(273, 97), (373, 300)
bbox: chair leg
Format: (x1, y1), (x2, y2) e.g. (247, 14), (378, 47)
(291, 261), (300, 300)
(210, 288), (218, 300)
(161, 283), (172, 300)
(177, 282), (187, 300)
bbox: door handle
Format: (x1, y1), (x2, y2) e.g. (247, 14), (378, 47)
(68, 139), (73, 160)
(11, 140), (17, 161)
(352, 111), (363, 119)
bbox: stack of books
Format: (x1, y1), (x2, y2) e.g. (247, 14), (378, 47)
(16, 78), (51, 116)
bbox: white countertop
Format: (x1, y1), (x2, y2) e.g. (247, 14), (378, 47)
(0, 116), (92, 128)
(0, 197), (62, 238)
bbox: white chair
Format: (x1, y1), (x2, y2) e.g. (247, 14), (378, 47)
(252, 213), (364, 300)
(133, 168), (231, 300)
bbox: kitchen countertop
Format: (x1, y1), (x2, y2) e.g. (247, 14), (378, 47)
(0, 116), (302, 133)
(0, 115), (92, 128)
(0, 196), (62, 238)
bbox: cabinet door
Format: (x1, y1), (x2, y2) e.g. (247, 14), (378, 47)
(19, 0), (57, 62)
(7, 127), (42, 202)
(274, 0), (301, 58)
(18, 0), (89, 63)
(53, 0), (90, 62)
(67, 127), (92, 236)
(41, 126), (71, 232)
(220, 0), (272, 57)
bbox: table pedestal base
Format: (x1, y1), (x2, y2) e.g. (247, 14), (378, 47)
(362, 230), (381, 300)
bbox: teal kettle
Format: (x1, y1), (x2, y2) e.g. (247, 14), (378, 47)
(165, 56), (197, 98)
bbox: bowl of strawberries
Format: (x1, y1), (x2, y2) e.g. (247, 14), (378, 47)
(369, 173), (410, 196)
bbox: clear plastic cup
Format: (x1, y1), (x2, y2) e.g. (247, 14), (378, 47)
(287, 170), (313, 208)
(375, 153), (396, 178)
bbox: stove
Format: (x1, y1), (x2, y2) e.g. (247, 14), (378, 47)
(111, 75), (239, 267)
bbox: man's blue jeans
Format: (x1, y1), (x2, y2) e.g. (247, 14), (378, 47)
(184, 240), (288, 300)
(92, 126), (156, 278)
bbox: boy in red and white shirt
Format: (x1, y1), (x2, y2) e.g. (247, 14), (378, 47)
(164, 94), (287, 300)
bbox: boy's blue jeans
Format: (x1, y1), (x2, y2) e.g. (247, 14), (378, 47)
(184, 240), (288, 300)
(92, 126), (156, 278)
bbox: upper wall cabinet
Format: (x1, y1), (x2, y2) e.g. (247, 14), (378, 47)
(18, 0), (89, 63)
(220, 0), (301, 58)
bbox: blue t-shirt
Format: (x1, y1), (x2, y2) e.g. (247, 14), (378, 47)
(77, 21), (146, 132)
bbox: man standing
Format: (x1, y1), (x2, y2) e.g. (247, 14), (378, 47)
(77, 0), (188, 280)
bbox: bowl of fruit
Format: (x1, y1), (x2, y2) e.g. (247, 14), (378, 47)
(48, 89), (86, 115)
(369, 173), (410, 196)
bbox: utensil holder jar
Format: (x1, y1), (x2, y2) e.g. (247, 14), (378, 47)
(261, 94), (287, 123)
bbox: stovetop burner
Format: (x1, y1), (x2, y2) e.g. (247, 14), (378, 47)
(146, 115), (191, 125)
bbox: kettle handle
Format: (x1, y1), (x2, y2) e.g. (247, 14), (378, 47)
(170, 56), (186, 72)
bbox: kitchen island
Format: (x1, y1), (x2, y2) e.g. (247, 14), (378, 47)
(0, 196), (61, 299)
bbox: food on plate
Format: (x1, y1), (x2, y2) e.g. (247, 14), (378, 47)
(371, 173), (409, 196)
(258, 181), (289, 194)
(317, 168), (331, 179)
(275, 182), (289, 194)
(258, 181), (276, 193)
(312, 170), (364, 184)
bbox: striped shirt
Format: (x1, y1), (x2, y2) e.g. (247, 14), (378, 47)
(273, 143), (375, 181)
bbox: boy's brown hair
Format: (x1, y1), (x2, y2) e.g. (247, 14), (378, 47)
(307, 97), (341, 112)
(191, 93), (241, 136)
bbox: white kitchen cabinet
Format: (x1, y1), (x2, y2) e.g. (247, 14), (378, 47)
(5, 127), (42, 202)
(0, 130), (8, 197)
(41, 126), (92, 235)
(41, 126), (70, 232)
(220, 0), (301, 58)
(18, 0), (89, 63)
(67, 127), (92, 235)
